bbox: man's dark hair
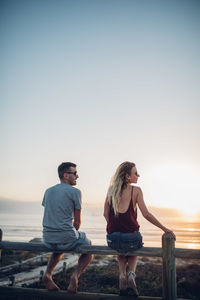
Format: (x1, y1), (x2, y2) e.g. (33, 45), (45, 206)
(58, 162), (76, 179)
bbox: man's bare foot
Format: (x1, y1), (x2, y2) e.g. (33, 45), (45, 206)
(43, 273), (60, 291)
(67, 275), (78, 293)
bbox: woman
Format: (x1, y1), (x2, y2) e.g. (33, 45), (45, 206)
(104, 161), (176, 296)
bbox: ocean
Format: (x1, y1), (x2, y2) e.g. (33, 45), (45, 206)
(0, 206), (200, 249)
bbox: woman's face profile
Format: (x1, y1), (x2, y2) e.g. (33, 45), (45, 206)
(127, 166), (140, 184)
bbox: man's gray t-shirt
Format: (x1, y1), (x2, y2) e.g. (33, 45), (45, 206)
(42, 183), (81, 244)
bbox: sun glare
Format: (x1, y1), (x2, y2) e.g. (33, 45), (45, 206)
(187, 243), (198, 249)
(187, 228), (195, 232)
(143, 163), (200, 217)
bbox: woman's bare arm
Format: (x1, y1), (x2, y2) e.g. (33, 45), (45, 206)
(103, 197), (110, 223)
(136, 187), (176, 240)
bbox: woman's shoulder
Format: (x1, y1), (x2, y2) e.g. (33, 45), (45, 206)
(132, 185), (142, 195)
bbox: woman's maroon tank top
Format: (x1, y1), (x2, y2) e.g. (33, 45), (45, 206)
(107, 186), (140, 234)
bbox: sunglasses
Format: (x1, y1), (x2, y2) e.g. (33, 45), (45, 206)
(65, 171), (77, 176)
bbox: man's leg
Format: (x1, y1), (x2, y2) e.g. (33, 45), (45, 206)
(43, 252), (64, 290)
(67, 254), (93, 293)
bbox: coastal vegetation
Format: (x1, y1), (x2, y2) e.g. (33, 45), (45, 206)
(1, 247), (200, 299)
(28, 255), (200, 300)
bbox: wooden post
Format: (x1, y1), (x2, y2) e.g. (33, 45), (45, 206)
(0, 229), (2, 259)
(62, 261), (66, 277)
(18, 258), (22, 272)
(162, 232), (177, 300)
(40, 270), (44, 284)
(9, 275), (15, 286)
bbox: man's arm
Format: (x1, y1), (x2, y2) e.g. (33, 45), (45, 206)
(73, 209), (81, 230)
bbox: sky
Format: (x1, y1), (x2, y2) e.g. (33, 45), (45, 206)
(1, 0), (200, 216)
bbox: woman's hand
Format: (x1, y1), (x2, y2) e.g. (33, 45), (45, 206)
(164, 228), (176, 240)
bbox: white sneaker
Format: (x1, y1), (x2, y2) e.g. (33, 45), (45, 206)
(127, 271), (139, 297)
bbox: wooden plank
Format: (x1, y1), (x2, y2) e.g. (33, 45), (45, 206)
(174, 248), (200, 259)
(0, 241), (199, 258)
(0, 241), (162, 257)
(0, 286), (190, 300)
(162, 233), (177, 300)
(77, 245), (163, 257)
(0, 229), (2, 258)
(0, 286), (163, 299)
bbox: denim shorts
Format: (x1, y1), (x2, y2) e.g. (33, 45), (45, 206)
(43, 231), (91, 252)
(106, 231), (143, 253)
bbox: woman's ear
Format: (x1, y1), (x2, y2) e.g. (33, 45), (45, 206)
(125, 173), (131, 183)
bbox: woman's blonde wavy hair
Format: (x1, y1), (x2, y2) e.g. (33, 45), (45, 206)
(107, 161), (135, 215)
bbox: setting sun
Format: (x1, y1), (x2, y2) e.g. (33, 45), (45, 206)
(143, 163), (200, 216)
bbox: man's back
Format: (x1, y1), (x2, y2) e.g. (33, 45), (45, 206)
(42, 183), (81, 244)
(42, 162), (93, 293)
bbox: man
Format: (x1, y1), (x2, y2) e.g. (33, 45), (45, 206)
(42, 162), (93, 293)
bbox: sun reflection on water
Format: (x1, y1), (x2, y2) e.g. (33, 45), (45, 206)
(187, 243), (198, 249)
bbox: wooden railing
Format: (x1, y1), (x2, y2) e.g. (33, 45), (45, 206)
(0, 229), (199, 300)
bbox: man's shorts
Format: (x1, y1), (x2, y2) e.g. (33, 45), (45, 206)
(43, 231), (91, 252)
(106, 231), (143, 253)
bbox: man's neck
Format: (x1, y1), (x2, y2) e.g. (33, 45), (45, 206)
(60, 179), (71, 186)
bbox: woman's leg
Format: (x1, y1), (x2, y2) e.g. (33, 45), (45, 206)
(118, 255), (127, 292)
(118, 255), (127, 276)
(127, 255), (139, 296)
(127, 255), (138, 272)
